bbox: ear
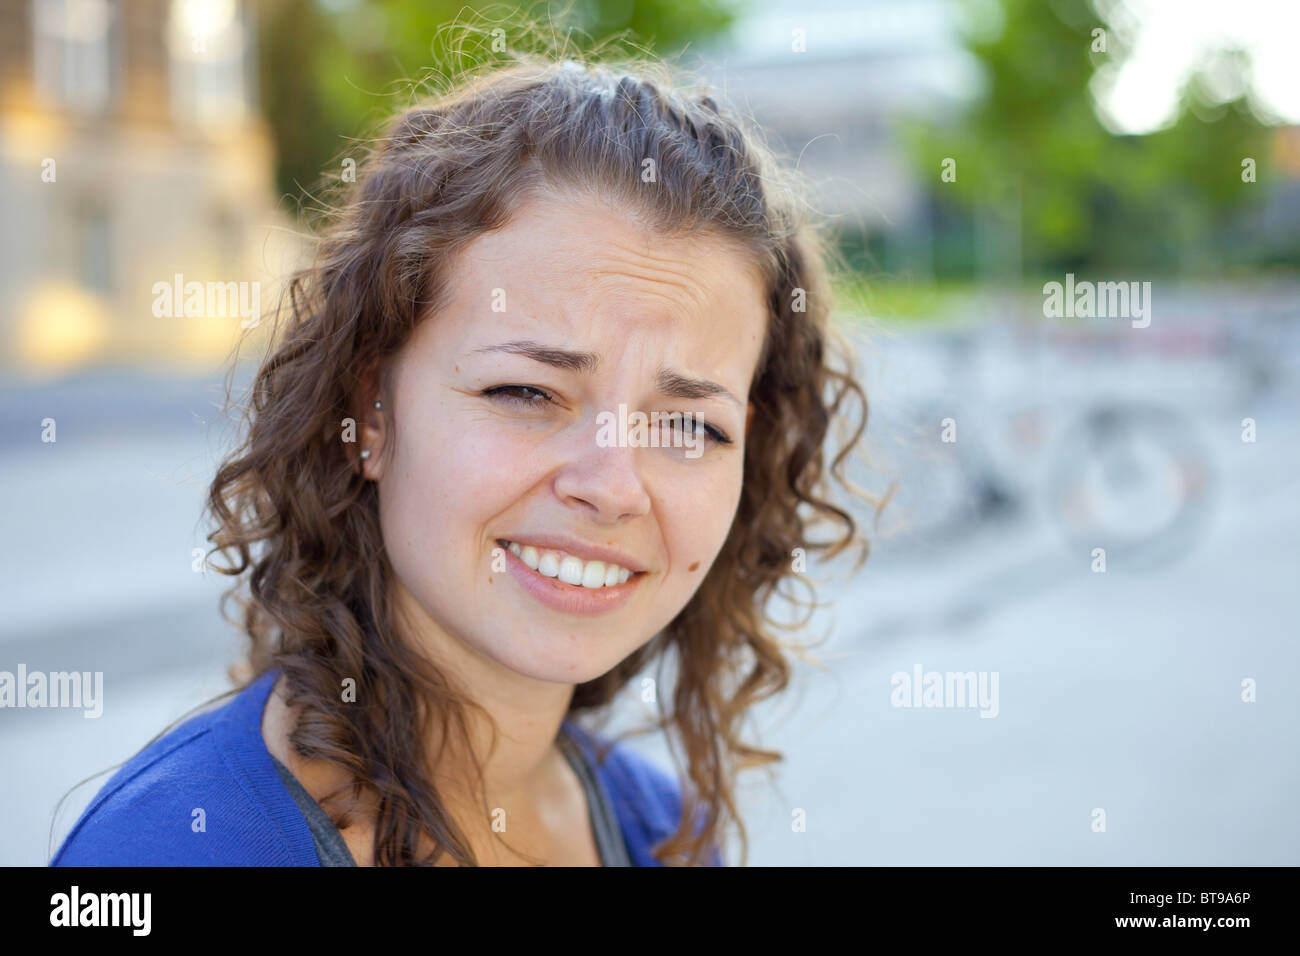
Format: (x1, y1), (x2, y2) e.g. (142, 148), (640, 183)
(354, 366), (388, 481)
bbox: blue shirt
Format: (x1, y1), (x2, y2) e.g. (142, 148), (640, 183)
(51, 668), (722, 866)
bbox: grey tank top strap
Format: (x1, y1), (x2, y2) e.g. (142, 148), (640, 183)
(557, 724), (633, 866)
(269, 753), (358, 866)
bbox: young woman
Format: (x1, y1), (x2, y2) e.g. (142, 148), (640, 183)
(52, 51), (869, 867)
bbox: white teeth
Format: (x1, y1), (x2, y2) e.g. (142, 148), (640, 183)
(582, 561), (607, 588)
(502, 541), (635, 589)
(558, 555), (585, 585)
(537, 550), (560, 578)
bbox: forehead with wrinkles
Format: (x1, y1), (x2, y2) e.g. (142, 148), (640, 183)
(426, 190), (770, 391)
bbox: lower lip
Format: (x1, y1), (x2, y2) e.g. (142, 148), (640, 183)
(499, 543), (644, 615)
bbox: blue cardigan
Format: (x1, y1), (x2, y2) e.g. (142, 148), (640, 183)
(51, 668), (720, 866)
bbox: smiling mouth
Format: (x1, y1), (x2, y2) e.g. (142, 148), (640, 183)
(495, 539), (642, 590)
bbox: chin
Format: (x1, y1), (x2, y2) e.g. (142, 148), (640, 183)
(486, 634), (628, 686)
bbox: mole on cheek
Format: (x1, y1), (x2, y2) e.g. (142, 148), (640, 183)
(688, 561), (700, 572)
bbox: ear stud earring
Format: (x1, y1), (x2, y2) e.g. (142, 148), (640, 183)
(374, 400), (383, 409)
(360, 449), (371, 460)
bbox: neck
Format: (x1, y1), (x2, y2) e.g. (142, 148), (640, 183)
(390, 580), (576, 813)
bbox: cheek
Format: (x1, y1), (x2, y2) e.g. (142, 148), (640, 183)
(382, 413), (544, 542)
(661, 458), (745, 574)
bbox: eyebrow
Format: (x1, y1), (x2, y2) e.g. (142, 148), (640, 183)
(470, 340), (744, 408)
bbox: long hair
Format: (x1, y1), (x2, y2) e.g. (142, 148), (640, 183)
(205, 43), (873, 866)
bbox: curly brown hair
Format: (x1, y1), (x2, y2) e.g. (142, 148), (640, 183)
(204, 40), (873, 866)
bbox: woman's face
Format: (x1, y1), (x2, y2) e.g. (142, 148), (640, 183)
(367, 188), (769, 687)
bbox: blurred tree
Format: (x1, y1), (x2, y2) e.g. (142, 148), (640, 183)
(903, 0), (1274, 277)
(256, 0), (735, 210)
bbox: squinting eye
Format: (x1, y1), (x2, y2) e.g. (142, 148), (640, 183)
(483, 385), (554, 405)
(664, 413), (732, 446)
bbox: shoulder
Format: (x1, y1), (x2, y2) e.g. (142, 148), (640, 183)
(52, 671), (317, 867)
(565, 721), (724, 866)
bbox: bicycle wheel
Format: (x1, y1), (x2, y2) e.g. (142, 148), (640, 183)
(1043, 402), (1213, 569)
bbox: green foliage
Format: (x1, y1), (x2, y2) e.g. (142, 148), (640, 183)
(902, 0), (1274, 276)
(256, 0), (736, 209)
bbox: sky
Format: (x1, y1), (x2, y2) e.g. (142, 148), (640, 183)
(1092, 0), (1300, 132)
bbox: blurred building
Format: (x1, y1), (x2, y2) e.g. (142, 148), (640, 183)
(0, 0), (295, 378)
(691, 0), (973, 271)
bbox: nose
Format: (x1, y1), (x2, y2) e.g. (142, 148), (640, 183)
(553, 430), (653, 523)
